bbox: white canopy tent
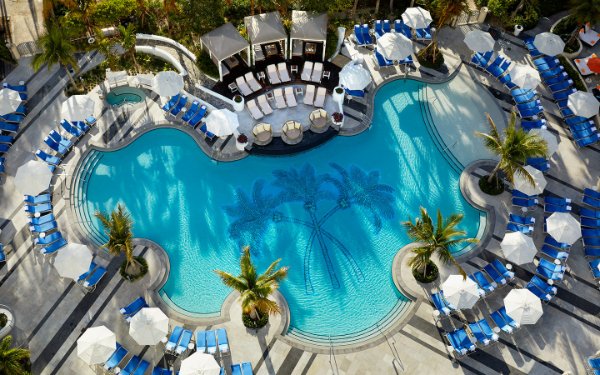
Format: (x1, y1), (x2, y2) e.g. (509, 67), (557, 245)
(244, 12), (288, 65)
(289, 10), (328, 61)
(200, 23), (251, 81)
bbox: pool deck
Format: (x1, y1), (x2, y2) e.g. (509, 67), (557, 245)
(0, 19), (599, 375)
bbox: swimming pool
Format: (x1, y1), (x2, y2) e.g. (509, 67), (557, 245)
(105, 86), (146, 106)
(74, 79), (485, 343)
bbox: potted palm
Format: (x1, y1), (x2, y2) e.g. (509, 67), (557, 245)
(215, 246), (288, 329)
(233, 94), (245, 112)
(0, 335), (30, 374)
(0, 305), (14, 340)
(403, 207), (478, 283)
(236, 133), (249, 151)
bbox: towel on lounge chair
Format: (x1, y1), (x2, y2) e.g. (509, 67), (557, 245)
(196, 330), (207, 352)
(217, 328), (229, 354)
(206, 330), (217, 354)
(175, 329), (193, 355)
(182, 101), (200, 122)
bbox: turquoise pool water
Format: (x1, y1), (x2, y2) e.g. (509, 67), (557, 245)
(105, 86), (146, 106)
(75, 79), (484, 341)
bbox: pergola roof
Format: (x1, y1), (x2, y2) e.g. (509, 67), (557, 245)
(244, 12), (287, 45)
(290, 10), (328, 42)
(200, 23), (249, 63)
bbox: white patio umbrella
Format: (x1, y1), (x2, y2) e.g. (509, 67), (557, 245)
(77, 326), (116, 365)
(14, 160), (53, 196)
(0, 88), (22, 115)
(510, 64), (542, 90)
(513, 165), (547, 196)
(204, 109), (239, 137)
(152, 71), (184, 97)
(501, 231), (537, 265)
(529, 128), (558, 156)
(533, 32), (565, 56)
(463, 30), (495, 53)
(53, 243), (93, 280)
(179, 352), (221, 375)
(376, 33), (413, 61)
(441, 275), (480, 309)
(504, 289), (543, 325)
(129, 307), (169, 345)
(339, 61), (372, 91)
(401, 6), (433, 29)
(61, 95), (95, 122)
(546, 212), (582, 245)
(567, 91), (599, 119)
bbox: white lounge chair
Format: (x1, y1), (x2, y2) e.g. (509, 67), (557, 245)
(284, 87), (297, 107)
(301, 61), (313, 81)
(304, 85), (315, 106)
(247, 99), (264, 120)
(274, 89), (287, 109)
(579, 24), (600, 47)
(235, 76), (253, 96)
(267, 65), (281, 85)
(277, 63), (291, 83)
(257, 95), (273, 115)
(574, 53), (597, 76)
(313, 87), (326, 107)
(311, 62), (323, 83)
(245, 72), (262, 92)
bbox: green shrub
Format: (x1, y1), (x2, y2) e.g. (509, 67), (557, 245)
(557, 56), (586, 91)
(487, 0), (540, 30)
(475, 0), (489, 7)
(553, 15), (578, 38)
(91, 0), (137, 27)
(412, 261), (439, 283)
(197, 50), (220, 79)
(119, 256), (148, 282)
(479, 175), (504, 195)
(242, 312), (269, 329)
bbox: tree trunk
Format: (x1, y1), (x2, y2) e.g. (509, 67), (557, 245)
(64, 65), (77, 88)
(249, 307), (259, 320)
(352, 0), (359, 20)
(487, 162), (502, 184)
(422, 261), (428, 278)
(375, 0), (380, 15)
(389, 0), (394, 14)
(250, 0), (255, 16)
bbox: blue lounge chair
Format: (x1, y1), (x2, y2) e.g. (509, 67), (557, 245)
(120, 355), (141, 375)
(196, 330), (207, 352)
(490, 259), (514, 282)
(490, 309), (513, 333)
(24, 202), (52, 215)
(162, 94), (181, 112)
(529, 275), (557, 296)
(170, 95), (187, 116)
(242, 362), (254, 375)
(584, 188), (600, 200)
(539, 258), (566, 273)
(544, 74), (570, 86)
(77, 261), (97, 282)
(120, 296), (148, 319)
(13, 104), (27, 115)
(374, 20), (385, 38)
(103, 343), (128, 370)
(166, 326), (184, 352)
(545, 196), (570, 206)
(399, 55), (414, 66)
(361, 24), (373, 44)
(516, 101), (543, 111)
(353, 25), (366, 45)
(197, 123), (215, 140)
(85, 116), (97, 126)
(511, 87), (537, 99)
(536, 264), (564, 281)
(506, 222), (533, 234)
(73, 120), (90, 133)
(29, 213), (55, 226)
(24, 193), (51, 205)
(526, 281), (553, 302)
(469, 271), (495, 293)
(582, 228), (600, 238)
(553, 89), (576, 101)
(0, 144), (10, 154)
(49, 130), (73, 150)
(589, 259), (600, 279)
(0, 244), (5, 263)
(0, 122), (18, 132)
(36, 149), (61, 167)
(468, 319), (497, 345)
(540, 245), (569, 260)
(34, 231), (63, 246)
(83, 266), (107, 289)
(471, 53), (488, 68)
(181, 101), (200, 122)
(569, 122), (596, 133)
(576, 133), (600, 147)
(483, 263), (507, 285)
(526, 157), (550, 172)
(582, 217), (600, 228)
(175, 329), (193, 355)
(60, 119), (84, 138)
(152, 367), (172, 375)
(40, 238), (67, 255)
(374, 49), (394, 67)
(540, 67), (567, 79)
(187, 105), (207, 127)
(588, 357), (600, 371)
(582, 208), (600, 219)
(544, 203), (571, 213)
(132, 360), (150, 375)
(394, 20), (412, 38)
(206, 330), (217, 354)
(585, 247), (600, 257)
(415, 26), (432, 40)
(548, 80), (573, 92)
(383, 19), (391, 33)
(0, 113), (24, 123)
(518, 107), (543, 119)
(584, 237), (600, 247)
(44, 136), (68, 155)
(447, 328), (474, 355)
(430, 291), (452, 315)
(231, 364), (242, 375)
(509, 214), (535, 226)
(544, 235), (570, 249)
(584, 196), (600, 209)
(498, 306), (519, 329)
(0, 134), (14, 144)
(565, 117), (593, 127)
(216, 328), (229, 354)
(29, 220), (58, 234)
(512, 197), (538, 208)
(345, 88), (365, 97)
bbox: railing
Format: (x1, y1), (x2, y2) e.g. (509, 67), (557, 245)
(136, 33), (197, 62)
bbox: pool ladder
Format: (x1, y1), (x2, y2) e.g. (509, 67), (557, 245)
(328, 335), (339, 375)
(376, 323), (405, 372)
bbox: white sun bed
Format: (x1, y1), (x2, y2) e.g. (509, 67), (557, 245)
(267, 64), (281, 85)
(579, 25), (600, 47)
(304, 85), (315, 106)
(235, 76), (253, 96)
(311, 62), (323, 83)
(574, 54), (597, 76)
(245, 72), (262, 92)
(247, 99), (264, 120)
(284, 87), (297, 107)
(313, 87), (326, 107)
(301, 61), (313, 81)
(277, 63), (291, 83)
(273, 88), (287, 109)
(257, 94), (273, 115)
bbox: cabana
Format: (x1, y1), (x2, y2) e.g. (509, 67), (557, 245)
(290, 11), (328, 61)
(244, 12), (288, 65)
(200, 23), (251, 81)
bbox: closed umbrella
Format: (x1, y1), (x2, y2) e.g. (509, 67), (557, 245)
(441, 275), (480, 309)
(77, 326), (116, 365)
(510, 64), (541, 90)
(152, 71), (184, 97)
(501, 232), (537, 265)
(529, 128), (558, 156)
(513, 165), (546, 196)
(53, 243), (93, 280)
(339, 61), (372, 91)
(567, 91), (599, 119)
(546, 212), (581, 245)
(61, 95), (95, 122)
(588, 57), (600, 74)
(129, 307), (169, 345)
(464, 30), (495, 53)
(204, 109), (239, 137)
(401, 7), (433, 29)
(179, 352), (221, 375)
(14, 160), (53, 196)
(533, 32), (565, 56)
(504, 289), (543, 325)
(376, 33), (413, 60)
(0, 88), (22, 115)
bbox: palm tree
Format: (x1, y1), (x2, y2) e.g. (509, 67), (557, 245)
(215, 246), (288, 324)
(403, 207), (477, 280)
(118, 24), (138, 71)
(420, 0), (468, 63)
(476, 112), (548, 186)
(95, 204), (141, 276)
(0, 336), (30, 375)
(32, 23), (79, 86)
